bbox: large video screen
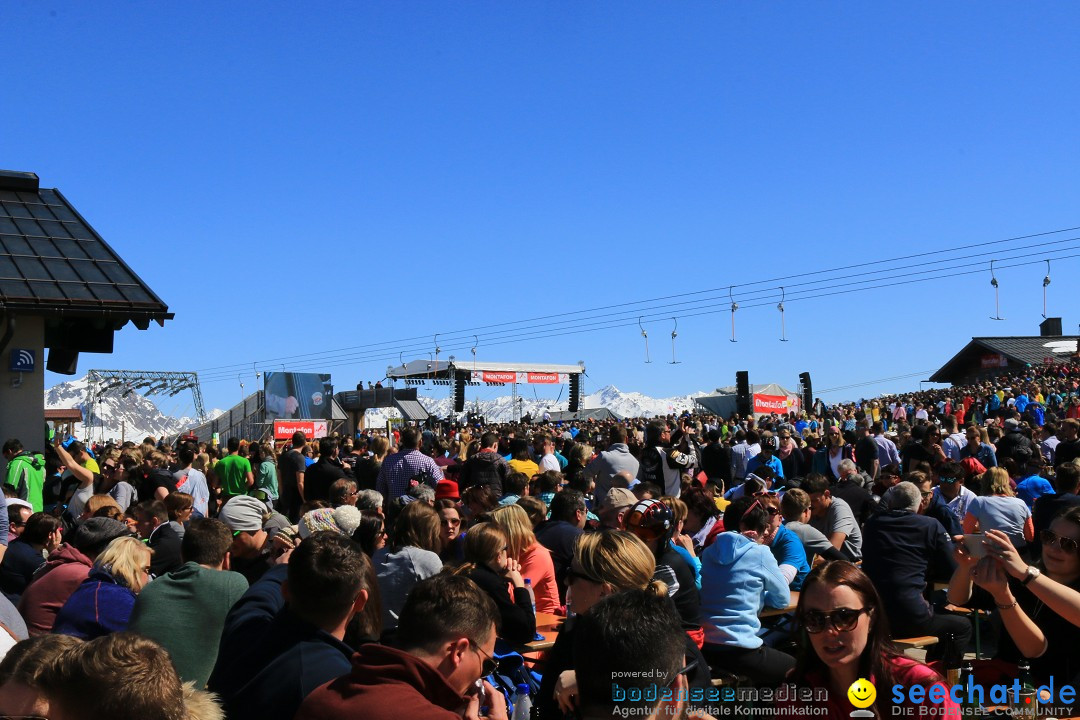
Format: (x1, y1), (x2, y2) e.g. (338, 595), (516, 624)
(264, 372), (333, 422)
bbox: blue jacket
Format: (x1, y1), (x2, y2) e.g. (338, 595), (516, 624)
(671, 541), (702, 589)
(746, 454), (784, 480)
(699, 532), (789, 649)
(209, 564), (289, 693)
(226, 612), (353, 720)
(52, 568), (135, 639)
(769, 524), (810, 590)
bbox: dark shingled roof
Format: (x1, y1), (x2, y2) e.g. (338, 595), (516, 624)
(0, 170), (172, 327)
(929, 336), (1080, 384)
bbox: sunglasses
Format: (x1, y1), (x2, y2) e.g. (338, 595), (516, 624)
(801, 607), (870, 634)
(939, 477), (958, 484)
(663, 659), (699, 688)
(1041, 530), (1079, 554)
(469, 639), (499, 677)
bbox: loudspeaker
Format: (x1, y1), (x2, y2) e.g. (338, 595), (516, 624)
(47, 348), (79, 375)
(453, 378), (465, 413)
(799, 372), (813, 410)
(735, 371), (752, 416)
(568, 374), (581, 413)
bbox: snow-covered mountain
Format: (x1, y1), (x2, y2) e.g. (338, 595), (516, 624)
(362, 385), (707, 425)
(44, 377), (224, 442)
(45, 376), (702, 440)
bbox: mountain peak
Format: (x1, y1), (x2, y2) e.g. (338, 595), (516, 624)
(44, 375), (215, 442)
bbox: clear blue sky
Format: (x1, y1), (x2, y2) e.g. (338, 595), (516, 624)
(5, 1), (1079, 414)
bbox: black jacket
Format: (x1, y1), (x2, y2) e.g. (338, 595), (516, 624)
(458, 451), (510, 495)
(305, 458), (348, 503)
(148, 522), (183, 577)
(830, 479), (878, 525)
(995, 431), (1035, 466)
(700, 442), (732, 484)
(465, 563), (535, 645)
(862, 510), (955, 625)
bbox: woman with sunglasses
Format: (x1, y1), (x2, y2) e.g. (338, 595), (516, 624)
(948, 508), (1080, 699)
(699, 495), (795, 686)
(812, 424), (856, 482)
(536, 530), (710, 720)
(434, 498), (465, 563)
(756, 492), (810, 590)
(787, 561), (957, 717)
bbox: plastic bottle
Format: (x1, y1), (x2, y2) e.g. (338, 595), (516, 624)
(512, 683), (533, 720)
(523, 578), (536, 614)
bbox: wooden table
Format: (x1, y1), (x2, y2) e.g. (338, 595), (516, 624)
(518, 611), (563, 653)
(759, 591), (799, 618)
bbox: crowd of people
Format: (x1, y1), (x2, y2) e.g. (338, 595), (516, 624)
(0, 359), (1078, 718)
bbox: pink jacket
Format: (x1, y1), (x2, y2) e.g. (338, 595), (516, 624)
(519, 542), (560, 614)
(18, 544), (93, 635)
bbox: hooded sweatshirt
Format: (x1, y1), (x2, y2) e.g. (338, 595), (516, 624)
(295, 643), (468, 720)
(18, 543), (93, 635)
(4, 451), (45, 513)
(699, 532), (789, 649)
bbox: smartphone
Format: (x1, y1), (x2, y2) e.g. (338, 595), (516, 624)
(962, 534), (988, 560)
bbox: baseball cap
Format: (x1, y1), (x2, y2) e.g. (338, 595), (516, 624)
(601, 487), (637, 511)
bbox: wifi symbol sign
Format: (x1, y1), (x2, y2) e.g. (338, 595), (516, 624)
(9, 349), (36, 373)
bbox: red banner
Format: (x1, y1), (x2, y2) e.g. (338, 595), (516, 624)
(753, 393), (795, 414)
(981, 354), (1008, 369)
(273, 420), (328, 441)
(471, 370), (570, 384)
(474, 371), (516, 383)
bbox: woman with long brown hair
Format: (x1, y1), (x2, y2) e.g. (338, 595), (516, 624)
(372, 501), (442, 636)
(787, 561), (957, 717)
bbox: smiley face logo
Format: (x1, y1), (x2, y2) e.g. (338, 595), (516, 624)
(847, 678), (876, 709)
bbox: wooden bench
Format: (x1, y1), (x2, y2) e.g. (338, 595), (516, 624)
(893, 636), (939, 648)
(893, 636), (939, 658)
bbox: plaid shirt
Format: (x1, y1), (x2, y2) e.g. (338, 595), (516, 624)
(376, 449), (444, 500)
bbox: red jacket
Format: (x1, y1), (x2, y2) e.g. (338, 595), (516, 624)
(18, 544), (92, 635)
(295, 644), (469, 720)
